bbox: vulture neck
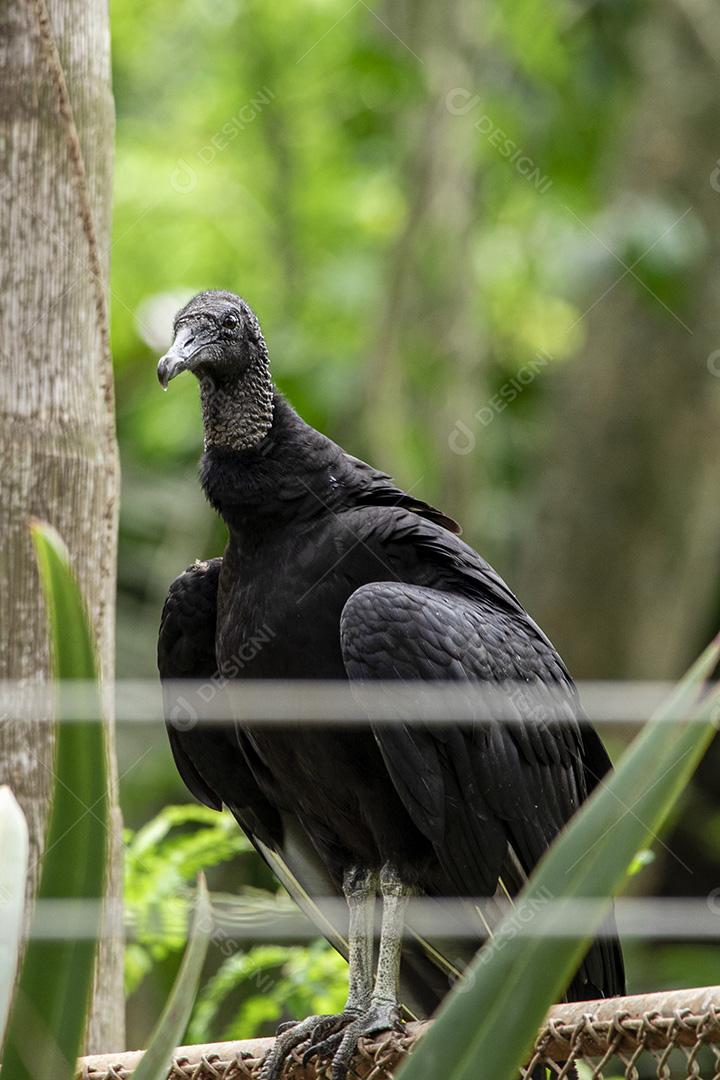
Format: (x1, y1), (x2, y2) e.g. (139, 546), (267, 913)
(199, 349), (274, 452)
(200, 394), (343, 533)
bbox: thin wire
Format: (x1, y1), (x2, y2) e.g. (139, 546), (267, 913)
(12, 897), (720, 941)
(0, 679), (715, 724)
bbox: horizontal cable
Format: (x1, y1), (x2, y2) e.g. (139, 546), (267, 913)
(7, 897), (720, 940)
(0, 679), (716, 725)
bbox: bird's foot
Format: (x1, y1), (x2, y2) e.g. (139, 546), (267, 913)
(302, 1000), (404, 1080)
(259, 1011), (360, 1080)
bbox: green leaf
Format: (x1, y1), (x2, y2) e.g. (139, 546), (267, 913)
(0, 788), (29, 1045)
(187, 944), (288, 1043)
(132, 874), (212, 1080)
(123, 804), (249, 991)
(397, 636), (720, 1080)
(1, 522), (108, 1080)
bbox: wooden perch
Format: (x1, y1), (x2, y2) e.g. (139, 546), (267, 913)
(76, 985), (720, 1079)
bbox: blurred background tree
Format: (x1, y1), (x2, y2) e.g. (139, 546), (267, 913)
(107, 0), (720, 1048)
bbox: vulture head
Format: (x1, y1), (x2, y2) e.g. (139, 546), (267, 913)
(157, 290), (268, 390)
(157, 290), (275, 451)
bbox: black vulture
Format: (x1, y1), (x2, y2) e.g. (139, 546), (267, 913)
(156, 290), (624, 1080)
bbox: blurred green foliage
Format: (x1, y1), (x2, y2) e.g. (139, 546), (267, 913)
(124, 804), (345, 1043)
(131, 874), (211, 1080)
(189, 942), (346, 1042)
(110, 0), (654, 679)
(109, 0), (720, 1051)
(125, 805), (249, 993)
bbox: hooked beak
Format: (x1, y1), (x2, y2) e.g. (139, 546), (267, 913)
(157, 326), (211, 390)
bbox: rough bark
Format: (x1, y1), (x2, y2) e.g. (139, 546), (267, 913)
(0, 0), (124, 1051)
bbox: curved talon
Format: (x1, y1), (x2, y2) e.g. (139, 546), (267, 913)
(331, 1023), (367, 1080)
(260, 1013), (333, 1080)
(274, 1019), (299, 1037)
(319, 1003), (404, 1080)
(260, 1011), (359, 1080)
(310, 1014), (345, 1041)
(261, 1004), (402, 1080)
(335, 1006), (403, 1080)
(302, 1027), (346, 1066)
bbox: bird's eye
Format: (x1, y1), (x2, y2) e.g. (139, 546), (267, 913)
(222, 313), (239, 329)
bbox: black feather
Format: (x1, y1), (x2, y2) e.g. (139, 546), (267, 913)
(158, 390), (625, 1011)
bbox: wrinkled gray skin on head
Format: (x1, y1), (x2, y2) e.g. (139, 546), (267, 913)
(157, 290), (274, 451)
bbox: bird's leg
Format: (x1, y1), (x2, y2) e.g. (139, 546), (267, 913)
(344, 865), (377, 1012)
(370, 862), (410, 1017)
(304, 863), (410, 1080)
(260, 866), (377, 1080)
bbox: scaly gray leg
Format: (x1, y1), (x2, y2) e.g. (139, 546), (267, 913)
(371, 862), (410, 1010)
(260, 866), (377, 1080)
(344, 865), (377, 1011)
(304, 863), (411, 1080)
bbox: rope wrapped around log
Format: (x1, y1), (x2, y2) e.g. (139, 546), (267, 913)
(76, 985), (720, 1080)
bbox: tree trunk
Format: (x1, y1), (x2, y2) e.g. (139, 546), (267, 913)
(0, 0), (124, 1051)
